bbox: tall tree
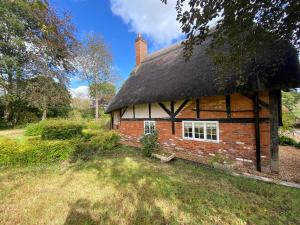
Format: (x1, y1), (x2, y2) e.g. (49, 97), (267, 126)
(89, 82), (116, 111)
(76, 33), (113, 120)
(161, 0), (300, 89)
(25, 76), (71, 120)
(0, 0), (77, 122)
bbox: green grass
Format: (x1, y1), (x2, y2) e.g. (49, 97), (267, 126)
(0, 146), (299, 225)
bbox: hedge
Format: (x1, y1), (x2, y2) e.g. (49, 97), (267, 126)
(0, 138), (76, 166)
(41, 121), (83, 140)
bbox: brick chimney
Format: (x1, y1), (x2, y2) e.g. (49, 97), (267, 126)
(135, 33), (147, 66)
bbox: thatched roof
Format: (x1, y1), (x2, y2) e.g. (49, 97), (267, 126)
(106, 39), (300, 113)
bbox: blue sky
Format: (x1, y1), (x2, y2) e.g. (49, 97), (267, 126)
(50, 0), (184, 98)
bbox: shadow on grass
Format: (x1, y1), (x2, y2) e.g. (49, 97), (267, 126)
(64, 148), (300, 224)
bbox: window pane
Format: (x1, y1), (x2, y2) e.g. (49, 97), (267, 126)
(206, 123), (217, 140)
(145, 121), (155, 134)
(184, 122), (193, 138)
(194, 122), (204, 139)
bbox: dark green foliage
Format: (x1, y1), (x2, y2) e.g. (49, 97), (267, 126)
(140, 132), (158, 157)
(279, 135), (300, 149)
(162, 0), (300, 90)
(0, 138), (76, 166)
(41, 121), (83, 140)
(71, 130), (120, 161)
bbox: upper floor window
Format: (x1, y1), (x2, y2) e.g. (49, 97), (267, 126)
(144, 121), (155, 135)
(182, 121), (219, 142)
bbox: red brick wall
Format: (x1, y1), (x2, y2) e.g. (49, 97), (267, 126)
(114, 91), (273, 173)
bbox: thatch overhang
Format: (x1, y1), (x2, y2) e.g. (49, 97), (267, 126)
(106, 39), (300, 113)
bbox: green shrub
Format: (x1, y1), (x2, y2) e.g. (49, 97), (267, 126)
(140, 132), (158, 157)
(0, 138), (76, 166)
(0, 138), (22, 166)
(70, 131), (120, 161)
(25, 122), (45, 136)
(41, 121), (83, 140)
(279, 135), (300, 149)
(89, 131), (120, 151)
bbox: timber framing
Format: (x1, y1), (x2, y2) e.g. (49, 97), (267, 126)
(121, 106), (128, 118)
(133, 105), (135, 119)
(196, 98), (200, 118)
(158, 100), (190, 134)
(121, 117), (269, 123)
(226, 95), (231, 118)
(254, 92), (262, 172)
(149, 103), (151, 119)
(242, 93), (269, 109)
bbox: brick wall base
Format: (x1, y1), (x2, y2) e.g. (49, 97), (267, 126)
(118, 120), (272, 173)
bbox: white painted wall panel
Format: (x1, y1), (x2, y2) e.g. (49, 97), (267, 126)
(135, 104), (149, 118)
(122, 105), (133, 119)
(113, 111), (120, 125)
(151, 103), (169, 118)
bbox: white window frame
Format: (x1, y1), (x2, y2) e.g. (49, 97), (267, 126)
(144, 121), (156, 135)
(182, 121), (220, 143)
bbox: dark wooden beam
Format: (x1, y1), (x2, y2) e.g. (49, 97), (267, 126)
(174, 99), (189, 116)
(192, 109), (254, 113)
(196, 98), (200, 118)
(242, 93), (269, 109)
(110, 114), (114, 129)
(149, 103), (151, 119)
(226, 95), (231, 118)
(254, 92), (261, 172)
(121, 106), (128, 118)
(269, 90), (280, 173)
(277, 91), (283, 126)
(170, 101), (175, 134)
(122, 117), (270, 123)
(158, 102), (171, 116)
(133, 105), (135, 119)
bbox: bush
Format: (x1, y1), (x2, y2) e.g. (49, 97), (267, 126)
(41, 121), (83, 140)
(70, 131), (120, 161)
(25, 121), (45, 136)
(0, 138), (76, 166)
(89, 131), (120, 151)
(140, 132), (158, 157)
(279, 135), (300, 149)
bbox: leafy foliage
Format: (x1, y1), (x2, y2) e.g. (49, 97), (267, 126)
(0, 138), (76, 166)
(279, 135), (300, 149)
(0, 0), (77, 124)
(140, 132), (159, 157)
(281, 91), (300, 133)
(41, 121), (83, 140)
(76, 33), (115, 120)
(162, 0), (300, 89)
(25, 76), (71, 120)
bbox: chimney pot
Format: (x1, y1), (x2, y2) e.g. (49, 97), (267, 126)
(135, 33), (147, 67)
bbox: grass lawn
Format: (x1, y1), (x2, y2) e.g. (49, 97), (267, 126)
(0, 146), (299, 225)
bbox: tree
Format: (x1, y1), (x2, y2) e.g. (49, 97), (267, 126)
(76, 33), (114, 120)
(281, 90), (300, 133)
(89, 82), (116, 111)
(25, 76), (71, 120)
(161, 0), (300, 89)
(0, 0), (77, 123)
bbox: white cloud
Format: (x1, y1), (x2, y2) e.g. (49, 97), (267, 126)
(110, 0), (184, 47)
(70, 85), (89, 99)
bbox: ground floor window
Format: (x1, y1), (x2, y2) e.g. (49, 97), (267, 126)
(144, 121), (156, 134)
(182, 121), (219, 142)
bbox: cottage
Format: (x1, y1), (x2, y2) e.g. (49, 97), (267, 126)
(106, 34), (300, 173)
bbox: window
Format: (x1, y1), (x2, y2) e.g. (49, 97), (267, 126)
(144, 121), (156, 134)
(182, 121), (219, 142)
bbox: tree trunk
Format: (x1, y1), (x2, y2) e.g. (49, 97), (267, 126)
(95, 90), (99, 120)
(42, 109), (47, 120)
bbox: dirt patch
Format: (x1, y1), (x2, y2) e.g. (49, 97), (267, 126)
(0, 129), (25, 138)
(279, 146), (300, 183)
